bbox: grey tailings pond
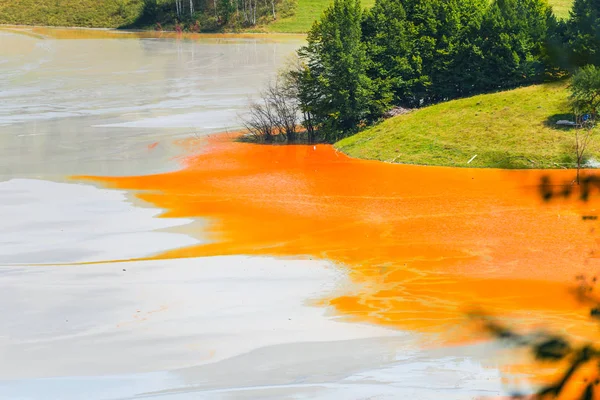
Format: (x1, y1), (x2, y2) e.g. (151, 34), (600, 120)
(0, 28), (301, 178)
(0, 27), (505, 400)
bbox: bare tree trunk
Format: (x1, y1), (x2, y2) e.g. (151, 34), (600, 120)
(576, 113), (583, 185)
(575, 114), (595, 185)
(214, 0), (218, 17)
(271, 0), (276, 19)
(577, 125), (580, 185)
(306, 112), (314, 143)
(190, 0), (194, 16)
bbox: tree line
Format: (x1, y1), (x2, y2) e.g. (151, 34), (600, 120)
(134, 0), (294, 30)
(244, 0), (600, 143)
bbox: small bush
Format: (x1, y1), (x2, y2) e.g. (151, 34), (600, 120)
(277, 0), (296, 19)
(190, 19), (201, 32)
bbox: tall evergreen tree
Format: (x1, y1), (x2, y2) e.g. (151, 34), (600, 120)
(570, 64), (600, 119)
(298, 0), (375, 139)
(361, 0), (495, 107)
(361, 0), (415, 107)
(545, 8), (569, 72)
(566, 0), (600, 67)
(288, 0), (562, 140)
(447, 0), (488, 98)
(473, 0), (552, 92)
(425, 0), (486, 103)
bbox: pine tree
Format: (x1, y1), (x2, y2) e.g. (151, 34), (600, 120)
(446, 0), (488, 98)
(426, 0), (478, 103)
(362, 0), (488, 106)
(298, 0), (375, 139)
(566, 0), (600, 67)
(361, 0), (413, 107)
(474, 0), (551, 92)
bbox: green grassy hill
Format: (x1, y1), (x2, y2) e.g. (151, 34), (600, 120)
(0, 0), (146, 28)
(335, 82), (599, 169)
(265, 0), (374, 32)
(0, 0), (573, 32)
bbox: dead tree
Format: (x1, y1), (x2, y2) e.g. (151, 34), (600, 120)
(241, 77), (300, 143)
(574, 112), (596, 184)
(266, 79), (299, 142)
(242, 98), (277, 143)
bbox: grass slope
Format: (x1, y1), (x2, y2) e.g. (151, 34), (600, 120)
(265, 0), (374, 32)
(335, 82), (599, 169)
(0, 0), (146, 28)
(550, 0), (573, 19)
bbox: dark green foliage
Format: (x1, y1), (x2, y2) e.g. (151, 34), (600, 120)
(288, 0), (600, 141)
(123, 0), (175, 28)
(546, 12), (571, 71)
(436, 0), (552, 100)
(121, 0), (283, 30)
(360, 0), (409, 107)
(285, 61), (319, 143)
(217, 0), (235, 24)
(297, 0), (375, 140)
(566, 0), (600, 67)
(474, 0), (549, 89)
(363, 0), (556, 105)
(427, 0), (487, 102)
(570, 64), (600, 118)
(293, 0), (572, 139)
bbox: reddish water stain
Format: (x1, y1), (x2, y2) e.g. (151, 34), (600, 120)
(76, 134), (600, 343)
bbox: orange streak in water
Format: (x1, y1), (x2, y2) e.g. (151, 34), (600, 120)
(1, 26), (305, 42)
(76, 135), (600, 343)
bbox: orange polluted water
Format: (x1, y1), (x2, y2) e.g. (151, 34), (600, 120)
(77, 135), (600, 342)
(0, 26), (305, 42)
